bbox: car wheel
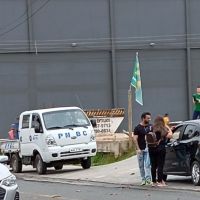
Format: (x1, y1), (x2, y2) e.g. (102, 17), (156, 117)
(81, 157), (91, 169)
(11, 154), (22, 173)
(191, 161), (200, 186)
(35, 154), (47, 175)
(54, 163), (63, 170)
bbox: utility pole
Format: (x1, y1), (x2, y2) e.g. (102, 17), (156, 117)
(128, 85), (133, 149)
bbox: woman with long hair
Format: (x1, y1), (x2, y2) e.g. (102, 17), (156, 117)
(148, 115), (172, 187)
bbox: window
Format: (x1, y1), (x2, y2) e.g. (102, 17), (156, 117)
(22, 115), (30, 129)
(193, 130), (200, 138)
(32, 114), (40, 128)
(171, 125), (184, 141)
(31, 114), (43, 133)
(42, 109), (90, 130)
(182, 125), (196, 140)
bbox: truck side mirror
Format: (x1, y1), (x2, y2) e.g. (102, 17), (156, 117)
(90, 119), (97, 128)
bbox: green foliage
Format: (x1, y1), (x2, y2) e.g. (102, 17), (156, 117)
(92, 147), (135, 166)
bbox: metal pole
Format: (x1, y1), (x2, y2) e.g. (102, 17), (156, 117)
(109, 0), (118, 108)
(26, 0), (37, 109)
(26, 0), (33, 52)
(128, 85), (133, 149)
(185, 0), (192, 119)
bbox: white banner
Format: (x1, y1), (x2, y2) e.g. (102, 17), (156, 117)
(92, 117), (124, 134)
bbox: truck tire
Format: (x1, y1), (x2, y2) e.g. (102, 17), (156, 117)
(191, 161), (200, 186)
(81, 157), (91, 169)
(35, 154), (47, 175)
(11, 154), (22, 173)
(54, 163), (63, 170)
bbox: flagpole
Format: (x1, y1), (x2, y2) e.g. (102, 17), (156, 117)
(128, 84), (133, 149)
(128, 51), (142, 149)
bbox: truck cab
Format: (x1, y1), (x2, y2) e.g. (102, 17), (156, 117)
(2, 107), (97, 174)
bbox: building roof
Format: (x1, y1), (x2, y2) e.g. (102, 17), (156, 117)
(84, 108), (125, 117)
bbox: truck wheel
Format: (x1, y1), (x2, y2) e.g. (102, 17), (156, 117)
(81, 157), (91, 169)
(191, 161), (200, 186)
(11, 154), (22, 173)
(35, 154), (47, 175)
(54, 164), (63, 170)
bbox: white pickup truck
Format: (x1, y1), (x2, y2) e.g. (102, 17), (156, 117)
(0, 107), (97, 174)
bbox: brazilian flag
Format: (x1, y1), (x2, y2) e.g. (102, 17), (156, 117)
(131, 52), (143, 106)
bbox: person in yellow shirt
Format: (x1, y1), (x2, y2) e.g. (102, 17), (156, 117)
(163, 113), (170, 126)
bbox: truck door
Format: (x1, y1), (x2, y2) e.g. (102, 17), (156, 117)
(20, 114), (31, 156)
(30, 113), (45, 153)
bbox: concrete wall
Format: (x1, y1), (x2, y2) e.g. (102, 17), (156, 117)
(0, 0), (199, 137)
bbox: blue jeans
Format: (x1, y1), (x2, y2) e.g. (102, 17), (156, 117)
(137, 148), (151, 181)
(193, 111), (200, 120)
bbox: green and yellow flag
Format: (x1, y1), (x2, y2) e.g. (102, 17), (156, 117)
(131, 52), (143, 106)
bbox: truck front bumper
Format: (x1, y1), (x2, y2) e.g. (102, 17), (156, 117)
(42, 142), (97, 163)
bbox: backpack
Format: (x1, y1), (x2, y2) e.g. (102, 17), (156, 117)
(146, 132), (160, 147)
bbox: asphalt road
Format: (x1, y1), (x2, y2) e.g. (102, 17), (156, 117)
(18, 179), (200, 200)
(15, 156), (199, 192)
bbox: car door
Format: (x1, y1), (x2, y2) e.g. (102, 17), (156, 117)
(177, 124), (199, 174)
(164, 125), (186, 174)
(20, 114), (31, 156)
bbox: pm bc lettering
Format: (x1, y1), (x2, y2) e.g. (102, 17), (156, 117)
(65, 132), (70, 138)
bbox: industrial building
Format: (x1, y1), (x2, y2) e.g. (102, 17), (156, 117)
(0, 0), (199, 137)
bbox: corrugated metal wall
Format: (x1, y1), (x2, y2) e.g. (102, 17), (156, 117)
(0, 0), (199, 137)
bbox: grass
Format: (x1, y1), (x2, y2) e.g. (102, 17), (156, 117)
(92, 147), (136, 166)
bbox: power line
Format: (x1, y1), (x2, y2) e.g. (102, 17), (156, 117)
(0, 0), (38, 31)
(0, 0), (51, 39)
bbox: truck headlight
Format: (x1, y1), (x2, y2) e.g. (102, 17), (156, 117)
(2, 175), (17, 187)
(45, 135), (57, 146)
(90, 130), (96, 141)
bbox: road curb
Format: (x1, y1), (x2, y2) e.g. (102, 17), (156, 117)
(15, 174), (200, 193)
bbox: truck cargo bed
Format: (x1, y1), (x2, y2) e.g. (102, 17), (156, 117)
(0, 139), (20, 153)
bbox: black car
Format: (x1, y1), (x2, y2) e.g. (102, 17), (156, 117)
(163, 120), (200, 186)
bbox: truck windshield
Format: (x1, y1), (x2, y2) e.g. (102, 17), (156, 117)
(43, 109), (90, 130)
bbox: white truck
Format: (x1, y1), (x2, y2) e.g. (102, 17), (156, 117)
(0, 107), (97, 174)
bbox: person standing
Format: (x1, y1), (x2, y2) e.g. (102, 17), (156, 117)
(133, 112), (152, 185)
(148, 116), (172, 187)
(13, 116), (19, 139)
(9, 116), (19, 140)
(163, 113), (170, 125)
(192, 86), (200, 120)
(8, 124), (15, 140)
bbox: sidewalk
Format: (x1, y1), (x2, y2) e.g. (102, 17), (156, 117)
(15, 155), (200, 192)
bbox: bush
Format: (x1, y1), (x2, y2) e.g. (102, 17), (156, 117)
(92, 147), (135, 166)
